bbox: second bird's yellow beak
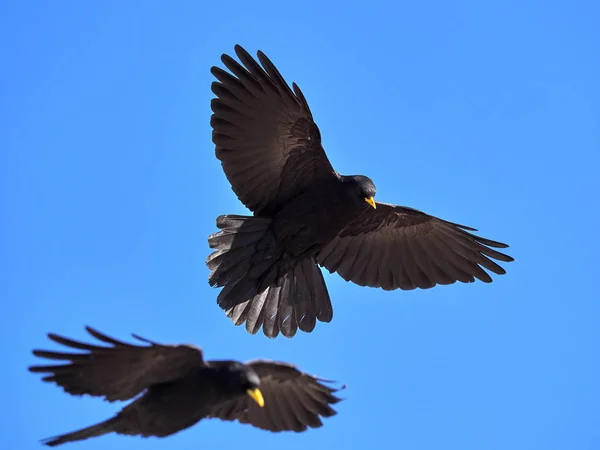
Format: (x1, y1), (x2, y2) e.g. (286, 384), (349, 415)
(365, 196), (376, 209)
(247, 388), (265, 407)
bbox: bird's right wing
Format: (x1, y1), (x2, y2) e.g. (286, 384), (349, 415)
(211, 45), (336, 215)
(29, 327), (205, 402)
(317, 201), (514, 290)
(208, 360), (343, 432)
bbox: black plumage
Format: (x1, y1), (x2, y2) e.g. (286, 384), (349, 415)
(207, 45), (514, 338)
(29, 327), (342, 446)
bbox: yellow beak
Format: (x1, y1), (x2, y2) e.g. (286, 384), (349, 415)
(246, 388), (265, 407)
(365, 196), (376, 209)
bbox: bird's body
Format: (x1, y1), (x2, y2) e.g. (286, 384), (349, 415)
(270, 176), (373, 256)
(102, 366), (249, 438)
(29, 327), (341, 446)
(75, 373), (221, 440)
(207, 45), (514, 338)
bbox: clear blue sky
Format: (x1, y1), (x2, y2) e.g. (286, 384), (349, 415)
(2, 1), (599, 449)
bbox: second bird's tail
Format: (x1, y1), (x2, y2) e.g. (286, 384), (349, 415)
(41, 416), (120, 447)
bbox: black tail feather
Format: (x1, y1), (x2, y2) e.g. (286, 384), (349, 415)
(207, 215), (333, 338)
(207, 214), (280, 296)
(41, 416), (119, 447)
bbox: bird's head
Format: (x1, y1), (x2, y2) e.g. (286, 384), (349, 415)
(342, 175), (377, 209)
(215, 361), (265, 407)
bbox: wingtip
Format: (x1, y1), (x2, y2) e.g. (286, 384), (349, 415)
(46, 332), (63, 344)
(234, 44), (251, 60)
(27, 360), (42, 372)
(40, 435), (61, 447)
(220, 53), (236, 67)
(85, 325), (113, 342)
(130, 333), (155, 345)
(31, 349), (45, 358)
(329, 383), (348, 402)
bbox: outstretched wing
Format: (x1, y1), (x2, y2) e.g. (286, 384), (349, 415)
(208, 360), (343, 432)
(317, 202), (514, 290)
(210, 45), (336, 215)
(29, 326), (205, 402)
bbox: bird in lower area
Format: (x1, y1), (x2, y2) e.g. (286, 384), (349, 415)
(206, 45), (514, 339)
(29, 326), (343, 446)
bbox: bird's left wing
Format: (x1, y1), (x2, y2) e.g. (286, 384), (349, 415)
(211, 45), (336, 216)
(317, 202), (514, 290)
(29, 326), (206, 402)
(208, 360), (343, 432)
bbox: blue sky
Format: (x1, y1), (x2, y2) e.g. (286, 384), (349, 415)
(2, 1), (599, 449)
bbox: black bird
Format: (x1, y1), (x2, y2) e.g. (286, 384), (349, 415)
(207, 45), (514, 338)
(29, 326), (342, 446)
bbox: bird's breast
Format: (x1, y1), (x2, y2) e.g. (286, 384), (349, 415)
(271, 189), (361, 257)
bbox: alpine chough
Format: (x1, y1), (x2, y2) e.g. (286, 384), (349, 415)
(207, 45), (514, 338)
(29, 326), (342, 446)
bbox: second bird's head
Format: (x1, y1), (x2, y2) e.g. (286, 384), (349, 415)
(342, 175), (377, 209)
(214, 361), (265, 407)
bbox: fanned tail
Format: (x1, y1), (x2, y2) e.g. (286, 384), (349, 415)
(207, 215), (333, 338)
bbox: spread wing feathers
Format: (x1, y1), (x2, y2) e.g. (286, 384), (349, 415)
(210, 44), (335, 215)
(29, 327), (205, 402)
(208, 360), (343, 432)
(225, 257), (333, 338)
(317, 202), (514, 290)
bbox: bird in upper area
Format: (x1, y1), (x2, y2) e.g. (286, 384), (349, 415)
(207, 45), (514, 339)
(29, 326), (343, 446)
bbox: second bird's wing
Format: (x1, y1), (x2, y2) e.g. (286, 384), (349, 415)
(208, 360), (342, 432)
(29, 326), (206, 402)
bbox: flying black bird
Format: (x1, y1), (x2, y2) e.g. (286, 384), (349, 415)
(207, 45), (514, 338)
(29, 326), (342, 446)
